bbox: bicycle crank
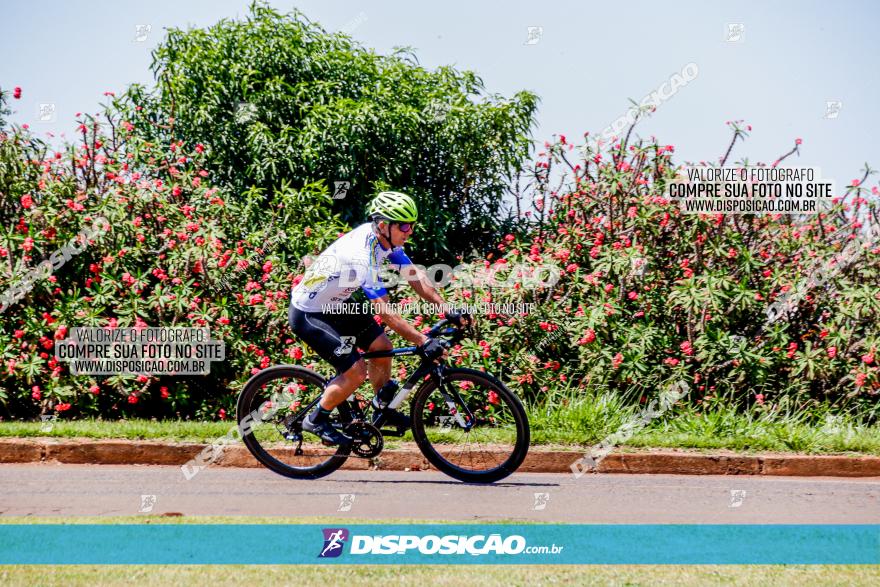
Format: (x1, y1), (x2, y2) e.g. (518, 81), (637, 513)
(343, 420), (384, 458)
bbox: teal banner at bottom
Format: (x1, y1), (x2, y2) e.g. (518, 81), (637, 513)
(0, 525), (877, 564)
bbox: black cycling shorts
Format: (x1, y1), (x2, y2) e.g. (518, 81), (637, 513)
(288, 301), (385, 375)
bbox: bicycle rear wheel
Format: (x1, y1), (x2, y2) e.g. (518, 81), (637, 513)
(236, 365), (350, 479)
(410, 367), (529, 483)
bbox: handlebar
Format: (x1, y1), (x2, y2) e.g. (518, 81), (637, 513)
(426, 317), (471, 345)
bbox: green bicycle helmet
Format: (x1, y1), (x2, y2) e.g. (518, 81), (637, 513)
(368, 191), (418, 223)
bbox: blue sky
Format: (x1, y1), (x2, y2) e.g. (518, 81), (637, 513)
(2, 0), (878, 192)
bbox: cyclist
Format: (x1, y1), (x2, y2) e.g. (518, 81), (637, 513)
(288, 190), (471, 446)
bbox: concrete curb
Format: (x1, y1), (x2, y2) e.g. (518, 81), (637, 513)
(2, 438), (879, 476)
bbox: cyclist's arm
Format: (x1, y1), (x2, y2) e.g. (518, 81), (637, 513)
(400, 263), (445, 306)
(369, 294), (429, 346)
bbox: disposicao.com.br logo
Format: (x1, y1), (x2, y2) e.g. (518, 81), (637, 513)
(318, 528), (563, 558)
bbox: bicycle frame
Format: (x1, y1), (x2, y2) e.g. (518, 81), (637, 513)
(280, 322), (476, 433)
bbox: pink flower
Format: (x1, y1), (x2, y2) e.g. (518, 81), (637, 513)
(827, 346), (837, 359)
(22, 237), (34, 252)
(218, 408), (227, 420)
(680, 341), (694, 356)
(795, 138), (802, 145)
(854, 373), (867, 387)
(13, 87), (22, 99)
(89, 385), (100, 395)
(55, 402), (71, 412)
(20, 194), (34, 209)
(487, 391), (500, 405)
(755, 394), (765, 405)
(862, 353), (875, 365)
(611, 352), (624, 369)
(664, 358), (679, 367)
(627, 291), (638, 300)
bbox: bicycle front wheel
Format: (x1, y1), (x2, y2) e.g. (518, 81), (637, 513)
(410, 367), (530, 483)
(236, 365), (350, 479)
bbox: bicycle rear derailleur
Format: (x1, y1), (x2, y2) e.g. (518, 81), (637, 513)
(343, 420), (384, 458)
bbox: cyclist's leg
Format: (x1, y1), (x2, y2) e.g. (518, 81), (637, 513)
(365, 333), (393, 392)
(288, 307), (368, 411)
(337, 307), (390, 394)
(321, 360), (367, 409)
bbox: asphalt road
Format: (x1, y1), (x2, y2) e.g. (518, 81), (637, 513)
(0, 464), (877, 523)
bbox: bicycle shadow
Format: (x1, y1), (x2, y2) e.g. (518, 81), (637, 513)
(325, 477), (559, 488)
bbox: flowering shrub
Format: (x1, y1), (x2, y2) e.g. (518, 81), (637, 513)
(0, 89), (347, 419)
(1, 80), (878, 424)
(442, 125), (879, 419)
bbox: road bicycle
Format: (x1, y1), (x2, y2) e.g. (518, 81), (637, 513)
(236, 319), (529, 483)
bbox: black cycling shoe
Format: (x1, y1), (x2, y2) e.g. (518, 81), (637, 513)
(302, 415), (353, 447)
(372, 408), (411, 431)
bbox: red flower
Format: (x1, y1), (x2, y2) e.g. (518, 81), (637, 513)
(611, 353), (624, 369)
(680, 341), (694, 356)
(13, 87), (21, 99)
(827, 346), (837, 359)
(160, 387), (170, 399)
(20, 194), (34, 209)
(583, 329), (596, 344)
(55, 403), (71, 412)
(89, 385), (100, 395)
(862, 353), (875, 365)
(487, 391), (500, 405)
(219, 408), (227, 420)
(127, 394), (139, 404)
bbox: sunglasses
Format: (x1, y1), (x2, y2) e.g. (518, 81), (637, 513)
(394, 222), (414, 233)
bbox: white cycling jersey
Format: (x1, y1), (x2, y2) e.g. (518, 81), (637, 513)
(290, 223), (413, 312)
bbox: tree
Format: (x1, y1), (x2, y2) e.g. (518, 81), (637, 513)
(122, 2), (538, 264)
